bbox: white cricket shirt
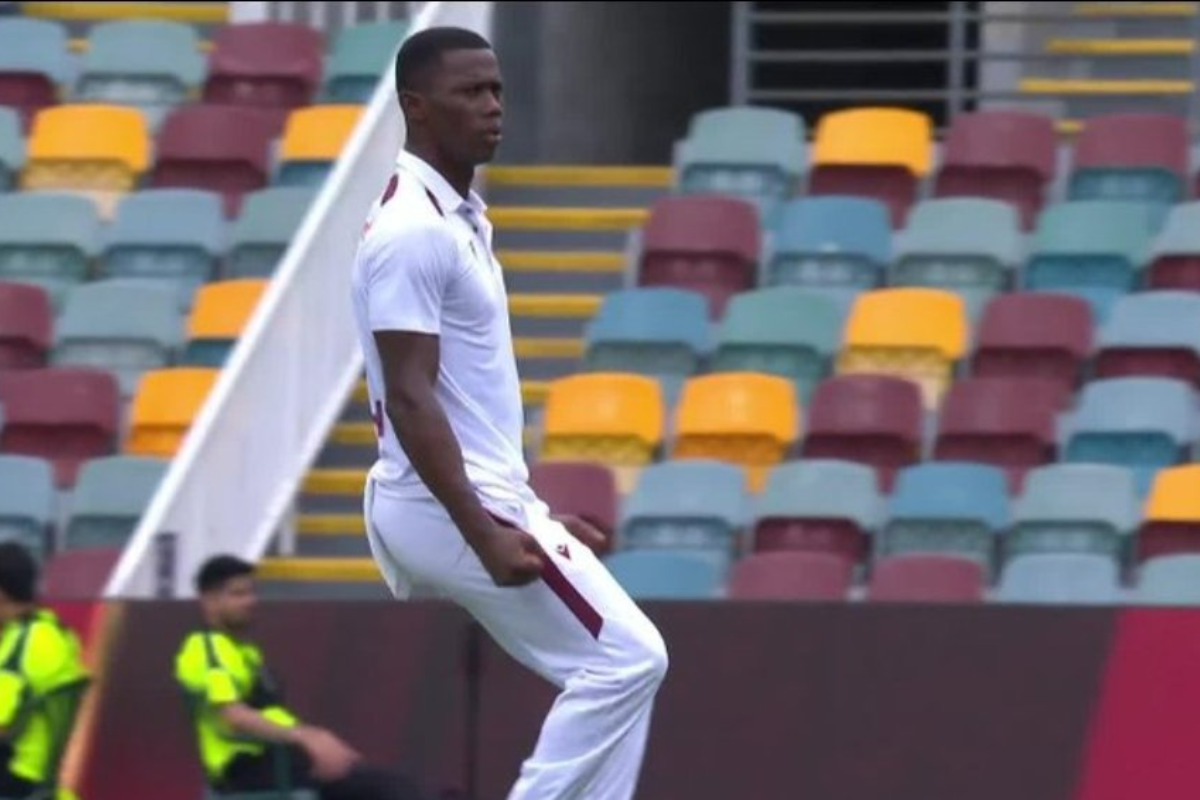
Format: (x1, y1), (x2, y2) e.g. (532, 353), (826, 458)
(350, 151), (530, 507)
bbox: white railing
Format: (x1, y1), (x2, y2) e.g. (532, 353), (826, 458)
(106, 1), (495, 598)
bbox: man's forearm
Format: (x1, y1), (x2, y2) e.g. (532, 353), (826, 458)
(221, 704), (305, 746)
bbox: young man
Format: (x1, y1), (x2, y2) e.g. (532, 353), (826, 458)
(351, 26), (668, 800)
(0, 542), (88, 797)
(174, 555), (423, 800)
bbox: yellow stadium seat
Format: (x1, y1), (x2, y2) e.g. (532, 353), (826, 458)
(280, 105), (364, 163)
(812, 107), (933, 176)
(673, 372), (800, 489)
(1145, 465), (1200, 522)
(21, 104), (149, 194)
(837, 288), (968, 408)
(540, 373), (664, 466)
(126, 368), (219, 457)
(188, 279), (268, 340)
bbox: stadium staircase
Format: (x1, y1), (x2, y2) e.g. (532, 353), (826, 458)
(256, 166), (673, 597)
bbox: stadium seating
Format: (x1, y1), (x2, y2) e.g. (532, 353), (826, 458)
(0, 106), (22, 190)
(203, 22), (324, 109)
(276, 104), (363, 186)
(1095, 291), (1200, 387)
(0, 193), (100, 307)
(227, 187), (314, 277)
(53, 281), (181, 398)
(764, 196), (891, 293)
(125, 367), (218, 458)
(800, 375), (922, 490)
(1068, 113), (1188, 207)
(672, 372), (799, 489)
(183, 279), (267, 367)
(21, 104), (150, 205)
(880, 462), (1009, 568)
(0, 368), (119, 487)
(1139, 555), (1200, 606)
(809, 107), (932, 225)
(998, 553), (1121, 605)
(1062, 377), (1199, 494)
(323, 20), (409, 103)
(582, 288), (709, 378)
(0, 17), (68, 127)
(1147, 201), (1200, 291)
(711, 287), (842, 403)
(43, 548), (122, 600)
(620, 460), (747, 568)
(837, 288), (968, 408)
(933, 109), (1056, 230)
(1023, 200), (1158, 319)
(66, 456), (166, 550)
(528, 461), (617, 548)
(867, 554), (986, 604)
(751, 459), (882, 564)
(932, 377), (1064, 490)
(637, 194), (760, 317)
(727, 552), (852, 601)
(540, 373), (663, 466)
(1008, 464), (1137, 564)
(892, 198), (1021, 317)
(1140, 464), (1200, 563)
(604, 551), (723, 600)
(0, 281), (51, 369)
(970, 293), (1093, 394)
(0, 455), (53, 557)
(99, 189), (225, 310)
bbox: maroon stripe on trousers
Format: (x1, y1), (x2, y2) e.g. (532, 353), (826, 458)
(488, 513), (604, 640)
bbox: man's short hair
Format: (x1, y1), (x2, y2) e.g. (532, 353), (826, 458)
(394, 26), (492, 95)
(195, 554), (255, 595)
(0, 543), (37, 604)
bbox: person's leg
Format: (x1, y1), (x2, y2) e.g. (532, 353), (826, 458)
(366, 488), (668, 800)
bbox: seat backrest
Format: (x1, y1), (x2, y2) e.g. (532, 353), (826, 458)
(1152, 200), (1200, 258)
(727, 552), (852, 601)
(898, 198), (1022, 266)
(0, 192), (101, 260)
(603, 551), (722, 599)
(806, 374), (923, 443)
(67, 455), (167, 548)
(1144, 464), (1200, 523)
(623, 459), (747, 528)
(939, 110), (1057, 181)
(1014, 463), (1139, 531)
(771, 195), (892, 266)
(0, 18), (69, 83)
(889, 462), (1010, 530)
(107, 188), (225, 256)
(81, 19), (205, 88)
(672, 372), (800, 465)
(1068, 377), (1198, 444)
(228, 187), (314, 277)
(755, 459), (884, 530)
(126, 367), (219, 457)
(0, 106), (23, 187)
(1073, 113), (1188, 177)
(528, 461), (617, 541)
(1139, 555), (1200, 605)
(326, 20), (409, 88)
(972, 292), (1093, 386)
(843, 287), (968, 358)
(642, 194), (760, 262)
(584, 288), (709, 376)
(0, 454), (54, 532)
(57, 280), (181, 350)
(540, 373), (664, 465)
(205, 22), (323, 107)
(937, 377), (1064, 441)
(187, 279), (268, 342)
(1098, 290), (1200, 354)
(25, 103), (149, 172)
(868, 554), (986, 603)
(998, 553), (1120, 604)
(279, 104), (363, 163)
(687, 106), (805, 145)
(0, 281), (52, 369)
(812, 107), (932, 175)
(1032, 200), (1156, 263)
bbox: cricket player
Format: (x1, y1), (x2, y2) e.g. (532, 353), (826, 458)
(350, 26), (668, 800)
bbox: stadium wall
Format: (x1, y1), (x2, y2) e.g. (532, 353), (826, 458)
(72, 602), (1200, 800)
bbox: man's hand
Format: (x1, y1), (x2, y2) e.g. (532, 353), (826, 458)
(293, 726), (361, 782)
(472, 520), (545, 587)
(554, 514), (608, 555)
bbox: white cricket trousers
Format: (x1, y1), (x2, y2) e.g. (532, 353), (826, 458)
(363, 480), (668, 800)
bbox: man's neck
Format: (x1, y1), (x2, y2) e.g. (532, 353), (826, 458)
(405, 143), (474, 199)
(1, 604), (35, 626)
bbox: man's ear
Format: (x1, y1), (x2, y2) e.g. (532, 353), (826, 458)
(399, 90), (426, 123)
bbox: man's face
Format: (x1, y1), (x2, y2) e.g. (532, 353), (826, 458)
(203, 575), (257, 632)
(410, 47), (504, 166)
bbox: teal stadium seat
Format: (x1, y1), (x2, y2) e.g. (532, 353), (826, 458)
(0, 455), (53, 557)
(676, 106), (805, 224)
(583, 288), (709, 378)
(998, 553), (1121, 605)
(100, 189), (225, 310)
(1138, 555), (1200, 606)
(1063, 377), (1198, 495)
(1147, 201), (1200, 290)
(323, 20), (409, 103)
(75, 20), (206, 129)
(893, 198), (1022, 317)
(619, 460), (748, 570)
(0, 194), (100, 308)
(1024, 200), (1157, 320)
(881, 462), (1009, 569)
(227, 188), (315, 278)
(0, 107), (23, 191)
(765, 196), (891, 294)
(711, 287), (843, 403)
(1095, 291), (1200, 387)
(603, 551), (723, 600)
(1008, 464), (1137, 564)
(53, 281), (182, 397)
(0, 18), (69, 123)
(65, 456), (166, 549)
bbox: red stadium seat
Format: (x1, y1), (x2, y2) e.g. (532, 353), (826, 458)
(43, 548), (122, 600)
(727, 552), (852, 601)
(637, 195), (760, 317)
(203, 22), (324, 109)
(800, 375), (923, 491)
(933, 378), (1065, 491)
(0, 368), (118, 487)
(151, 105), (279, 216)
(0, 282), (52, 370)
(1071, 113), (1188, 203)
(867, 555), (986, 603)
(934, 110), (1057, 230)
(529, 461), (617, 553)
(971, 293), (1093, 395)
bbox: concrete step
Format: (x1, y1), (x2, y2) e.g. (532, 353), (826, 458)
(1019, 77), (1194, 95)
